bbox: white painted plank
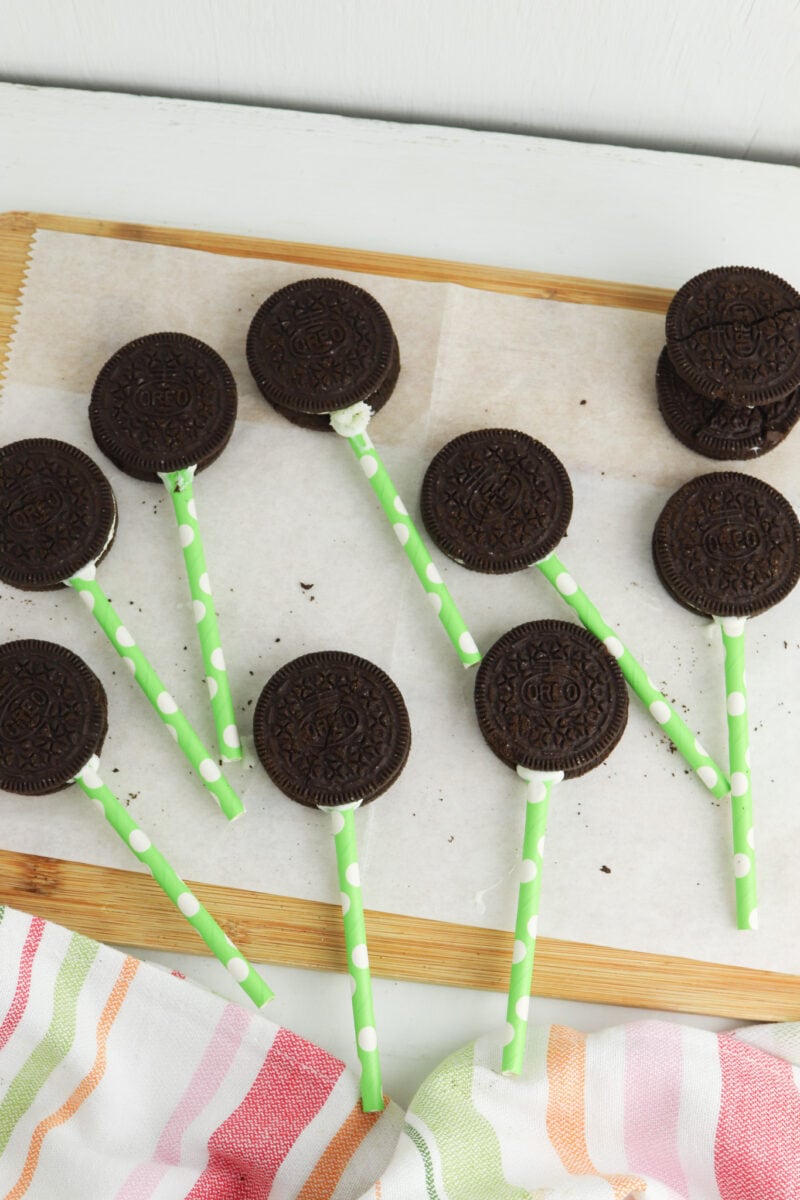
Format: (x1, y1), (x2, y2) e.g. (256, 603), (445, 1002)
(0, 0), (798, 163)
(1, 85), (799, 290)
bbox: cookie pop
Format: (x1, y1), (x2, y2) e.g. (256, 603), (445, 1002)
(421, 428), (730, 798)
(0, 639), (271, 1005)
(475, 620), (628, 1074)
(90, 333), (241, 761)
(0, 438), (243, 820)
(653, 472), (800, 930)
(246, 278), (480, 667)
(253, 650), (412, 1112)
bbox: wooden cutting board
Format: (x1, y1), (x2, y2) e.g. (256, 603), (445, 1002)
(1, 210), (797, 1021)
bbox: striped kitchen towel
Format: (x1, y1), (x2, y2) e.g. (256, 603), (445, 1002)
(0, 905), (402, 1198)
(0, 905), (798, 1199)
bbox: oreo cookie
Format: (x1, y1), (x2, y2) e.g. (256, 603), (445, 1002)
(421, 429), (573, 573)
(474, 620), (628, 779)
(90, 333), (238, 480)
(253, 651), (411, 808)
(246, 278), (400, 430)
(0, 439), (117, 590)
(656, 347), (800, 460)
(267, 341), (400, 432)
(665, 267), (800, 406)
(652, 472), (800, 617)
(0, 640), (108, 795)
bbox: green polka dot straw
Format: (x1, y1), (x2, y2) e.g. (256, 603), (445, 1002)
(325, 803), (383, 1111)
(69, 563), (244, 821)
(536, 551), (730, 799)
(76, 756), (272, 1005)
(716, 617), (757, 930)
(161, 468), (241, 762)
(331, 405), (481, 668)
(503, 769), (559, 1075)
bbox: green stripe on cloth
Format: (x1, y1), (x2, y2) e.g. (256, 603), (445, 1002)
(0, 932), (98, 1156)
(405, 1122), (440, 1199)
(410, 1042), (534, 1199)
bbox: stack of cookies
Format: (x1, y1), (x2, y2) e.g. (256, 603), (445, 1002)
(656, 266), (800, 460)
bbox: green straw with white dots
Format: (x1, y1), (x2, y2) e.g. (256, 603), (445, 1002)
(74, 755), (271, 1004)
(716, 617), (757, 930)
(67, 563), (244, 821)
(502, 770), (559, 1075)
(323, 802), (383, 1112)
(160, 468), (241, 762)
(535, 550), (731, 799)
(330, 406), (481, 668)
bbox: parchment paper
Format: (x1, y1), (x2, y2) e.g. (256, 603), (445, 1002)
(3, 229), (800, 976)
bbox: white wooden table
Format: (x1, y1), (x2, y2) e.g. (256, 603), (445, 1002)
(2, 82), (798, 1105)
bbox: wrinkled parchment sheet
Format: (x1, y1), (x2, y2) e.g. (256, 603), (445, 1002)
(2, 228), (800, 976)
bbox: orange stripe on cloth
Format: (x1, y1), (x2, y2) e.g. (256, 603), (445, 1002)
(297, 1098), (387, 1199)
(546, 1025), (644, 1200)
(5, 956), (139, 1200)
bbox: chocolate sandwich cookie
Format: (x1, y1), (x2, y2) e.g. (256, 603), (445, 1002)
(246, 278), (400, 430)
(421, 429), (573, 573)
(253, 651), (411, 808)
(267, 341), (400, 432)
(0, 639), (107, 795)
(656, 347), (800, 460)
(90, 333), (238, 480)
(0, 439), (117, 590)
(665, 267), (800, 405)
(652, 472), (800, 618)
(474, 620), (628, 779)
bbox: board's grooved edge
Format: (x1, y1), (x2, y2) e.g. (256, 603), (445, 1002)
(0, 211), (790, 1020)
(0, 211), (674, 314)
(0, 849), (796, 1021)
(0, 214), (37, 396)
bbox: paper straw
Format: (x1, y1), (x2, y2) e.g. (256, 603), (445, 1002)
(502, 769), (558, 1075)
(331, 409), (480, 668)
(716, 617), (757, 931)
(535, 550), (730, 799)
(67, 564), (244, 821)
(160, 468), (241, 762)
(325, 803), (383, 1112)
(74, 756), (271, 1005)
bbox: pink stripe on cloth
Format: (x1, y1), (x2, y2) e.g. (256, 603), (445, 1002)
(715, 1033), (800, 1199)
(0, 916), (45, 1052)
(115, 1003), (251, 1199)
(623, 1021), (688, 1196)
(186, 1026), (345, 1200)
